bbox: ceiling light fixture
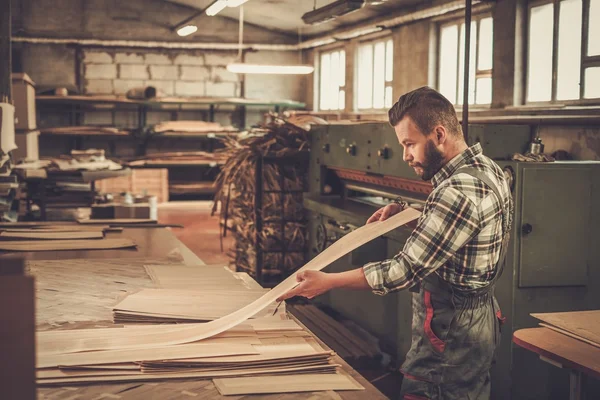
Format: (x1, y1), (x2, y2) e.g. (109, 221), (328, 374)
(226, 5), (314, 76)
(227, 0), (250, 7)
(176, 25), (198, 36)
(302, 0), (365, 25)
(227, 63), (314, 74)
(206, 0), (228, 16)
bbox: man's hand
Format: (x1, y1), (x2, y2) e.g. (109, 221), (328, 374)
(276, 271), (333, 302)
(366, 202), (404, 224)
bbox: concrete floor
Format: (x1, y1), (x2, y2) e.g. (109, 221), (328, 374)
(158, 201), (233, 265)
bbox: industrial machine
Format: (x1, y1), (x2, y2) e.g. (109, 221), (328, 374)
(304, 121), (600, 400)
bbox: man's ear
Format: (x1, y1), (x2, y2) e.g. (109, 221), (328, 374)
(434, 125), (447, 145)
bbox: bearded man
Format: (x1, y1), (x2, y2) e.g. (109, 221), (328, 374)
(278, 86), (514, 399)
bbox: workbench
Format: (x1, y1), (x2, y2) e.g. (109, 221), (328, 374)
(513, 328), (600, 400)
(1, 227), (386, 399)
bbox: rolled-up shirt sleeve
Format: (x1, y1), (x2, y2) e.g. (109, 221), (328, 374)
(363, 185), (481, 295)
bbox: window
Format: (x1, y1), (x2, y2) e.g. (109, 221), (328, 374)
(527, 0), (600, 102)
(318, 49), (346, 111)
(438, 16), (493, 106)
(356, 38), (394, 110)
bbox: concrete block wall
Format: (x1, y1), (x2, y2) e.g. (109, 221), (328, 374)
(82, 49), (241, 98)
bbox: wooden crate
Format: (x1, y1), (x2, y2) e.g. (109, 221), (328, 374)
(95, 169), (169, 203)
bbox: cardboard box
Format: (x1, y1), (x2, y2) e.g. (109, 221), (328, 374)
(13, 130), (39, 162)
(91, 203), (151, 219)
(11, 73), (36, 131)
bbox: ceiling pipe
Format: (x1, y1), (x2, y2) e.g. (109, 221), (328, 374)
(12, 0), (483, 51)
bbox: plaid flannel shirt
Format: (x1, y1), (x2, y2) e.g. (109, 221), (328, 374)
(363, 143), (514, 293)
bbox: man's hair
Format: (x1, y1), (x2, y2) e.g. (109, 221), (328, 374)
(388, 86), (462, 137)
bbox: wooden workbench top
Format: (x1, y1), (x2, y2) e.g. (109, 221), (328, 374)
(20, 227), (386, 399)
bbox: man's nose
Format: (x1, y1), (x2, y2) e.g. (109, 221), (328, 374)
(403, 149), (412, 163)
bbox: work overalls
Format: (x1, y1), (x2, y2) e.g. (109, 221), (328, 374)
(399, 167), (510, 400)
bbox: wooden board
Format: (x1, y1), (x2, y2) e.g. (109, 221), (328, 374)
(531, 310), (600, 346)
(513, 327), (600, 380)
(539, 323), (600, 349)
(113, 288), (272, 322)
(0, 231), (104, 240)
(37, 343), (258, 369)
(213, 370), (364, 395)
(0, 238), (136, 251)
(78, 219), (157, 225)
(144, 264), (249, 290)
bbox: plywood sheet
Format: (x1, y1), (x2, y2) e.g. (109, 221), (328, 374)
(0, 231), (104, 240)
(144, 264), (248, 290)
(78, 219), (156, 225)
(37, 343), (258, 368)
(532, 310), (600, 346)
(0, 238), (136, 252)
(213, 370), (364, 395)
(113, 288), (272, 322)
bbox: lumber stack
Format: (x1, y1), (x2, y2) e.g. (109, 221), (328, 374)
(289, 303), (383, 368)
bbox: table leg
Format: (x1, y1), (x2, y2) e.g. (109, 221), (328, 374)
(570, 370), (582, 400)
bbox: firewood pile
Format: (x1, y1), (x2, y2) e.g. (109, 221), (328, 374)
(213, 117), (310, 285)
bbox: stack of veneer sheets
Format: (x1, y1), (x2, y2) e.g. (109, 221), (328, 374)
(532, 310), (600, 348)
(35, 263), (364, 395)
(0, 223), (136, 252)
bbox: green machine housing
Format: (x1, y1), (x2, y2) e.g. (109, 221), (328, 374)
(304, 121), (600, 400)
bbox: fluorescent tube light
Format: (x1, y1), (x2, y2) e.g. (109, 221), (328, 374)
(227, 0), (250, 6)
(226, 63), (314, 75)
(176, 25), (198, 36)
(206, 0), (228, 16)
(302, 0), (365, 25)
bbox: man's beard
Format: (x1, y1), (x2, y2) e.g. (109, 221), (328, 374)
(410, 140), (445, 181)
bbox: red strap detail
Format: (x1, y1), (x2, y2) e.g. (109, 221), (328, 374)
(424, 290), (446, 353)
(404, 394), (430, 400)
(402, 372), (431, 383)
(496, 309), (507, 325)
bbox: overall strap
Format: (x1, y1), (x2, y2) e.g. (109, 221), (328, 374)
(454, 167), (510, 287)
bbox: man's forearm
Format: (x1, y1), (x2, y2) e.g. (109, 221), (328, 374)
(328, 268), (372, 291)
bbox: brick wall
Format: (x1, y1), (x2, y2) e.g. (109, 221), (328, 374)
(83, 49), (241, 97)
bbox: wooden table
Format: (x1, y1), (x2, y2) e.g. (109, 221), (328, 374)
(513, 327), (600, 400)
(17, 227), (386, 399)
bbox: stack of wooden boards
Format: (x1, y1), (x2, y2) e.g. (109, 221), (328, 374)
(36, 263), (365, 395)
(0, 223), (136, 251)
(532, 310), (600, 348)
(113, 265), (279, 323)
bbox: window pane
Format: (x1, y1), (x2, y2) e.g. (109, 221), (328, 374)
(339, 50), (346, 88)
(319, 53), (330, 110)
(373, 41), (386, 109)
(339, 89), (346, 110)
(476, 77), (492, 104)
(385, 86), (393, 108)
(385, 39), (393, 82)
(527, 4), (554, 102)
(358, 44), (374, 109)
(589, 0), (600, 56)
(458, 21), (477, 105)
(439, 25), (459, 104)
(584, 67), (600, 98)
(557, 0), (582, 100)
(478, 17), (493, 71)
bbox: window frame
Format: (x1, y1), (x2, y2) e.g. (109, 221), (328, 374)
(354, 36), (394, 112)
(525, 0), (600, 105)
(435, 12), (494, 108)
(316, 47), (346, 111)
